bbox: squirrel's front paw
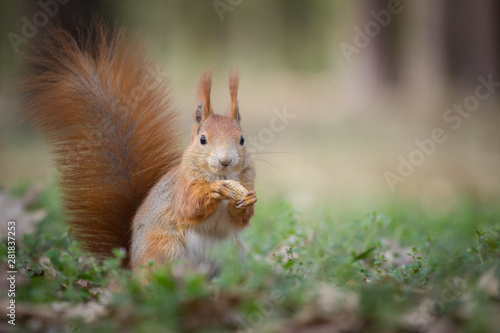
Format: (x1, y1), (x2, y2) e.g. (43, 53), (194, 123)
(236, 190), (257, 209)
(210, 180), (235, 201)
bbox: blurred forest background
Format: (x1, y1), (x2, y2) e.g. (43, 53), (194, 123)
(0, 0), (499, 215)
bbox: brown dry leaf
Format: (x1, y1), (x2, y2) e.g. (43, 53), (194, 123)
(477, 267), (499, 298)
(55, 301), (108, 323)
(316, 284), (359, 314)
(285, 320), (361, 333)
(180, 292), (241, 331)
(290, 284), (361, 333)
(15, 303), (59, 331)
(426, 318), (461, 333)
(13, 301), (106, 332)
(76, 279), (91, 290)
(0, 185), (46, 238)
(290, 306), (362, 333)
(381, 238), (414, 267)
(6, 292), (111, 331)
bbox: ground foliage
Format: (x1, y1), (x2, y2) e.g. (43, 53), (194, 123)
(1, 183), (500, 333)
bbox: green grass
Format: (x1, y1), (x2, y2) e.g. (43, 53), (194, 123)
(1, 184), (500, 333)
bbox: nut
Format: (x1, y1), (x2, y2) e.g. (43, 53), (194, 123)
(223, 180), (248, 200)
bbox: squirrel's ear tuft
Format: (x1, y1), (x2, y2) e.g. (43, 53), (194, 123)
(195, 69), (213, 122)
(227, 70), (240, 123)
(194, 101), (204, 125)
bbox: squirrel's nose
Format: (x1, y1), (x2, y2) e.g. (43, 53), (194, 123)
(219, 158), (232, 167)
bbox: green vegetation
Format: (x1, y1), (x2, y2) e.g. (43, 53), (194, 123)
(2, 184), (500, 332)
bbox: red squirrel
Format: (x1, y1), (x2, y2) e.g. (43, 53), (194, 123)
(22, 22), (257, 270)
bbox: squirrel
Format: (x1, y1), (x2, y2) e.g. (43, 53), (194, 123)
(22, 21), (257, 270)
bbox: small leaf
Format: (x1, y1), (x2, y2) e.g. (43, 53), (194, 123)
(45, 248), (60, 262)
(352, 246), (376, 262)
(284, 259), (295, 269)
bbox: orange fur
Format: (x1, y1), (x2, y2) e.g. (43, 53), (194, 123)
(228, 70), (239, 120)
(197, 69), (213, 118)
(138, 230), (182, 265)
(131, 78), (256, 268)
(24, 20), (257, 271)
(22, 21), (181, 266)
(174, 178), (220, 224)
(229, 203), (255, 227)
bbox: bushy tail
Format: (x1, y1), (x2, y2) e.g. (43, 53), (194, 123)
(22, 20), (181, 266)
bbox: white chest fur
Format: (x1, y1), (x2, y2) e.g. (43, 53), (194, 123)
(184, 201), (240, 263)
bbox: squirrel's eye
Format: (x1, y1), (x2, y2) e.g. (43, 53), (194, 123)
(239, 135), (244, 145)
(200, 135), (207, 145)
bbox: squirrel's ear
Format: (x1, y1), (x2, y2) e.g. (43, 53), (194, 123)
(194, 69), (213, 123)
(227, 70), (240, 123)
(194, 101), (204, 125)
